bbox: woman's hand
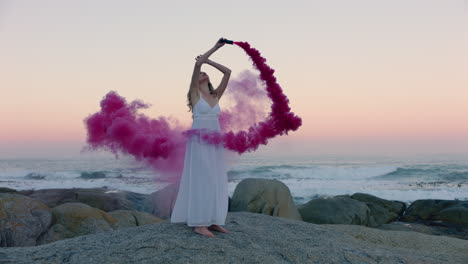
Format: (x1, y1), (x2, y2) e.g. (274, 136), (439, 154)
(196, 55), (216, 64)
(195, 54), (205, 63)
(195, 38), (226, 66)
(214, 38), (226, 49)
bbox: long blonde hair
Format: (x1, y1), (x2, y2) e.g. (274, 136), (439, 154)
(187, 82), (217, 113)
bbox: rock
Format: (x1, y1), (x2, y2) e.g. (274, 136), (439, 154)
(376, 221), (468, 240)
(36, 223), (74, 246)
(400, 199), (468, 226)
(108, 210), (166, 229)
(107, 210), (138, 228)
(350, 192), (406, 226)
(37, 202), (116, 245)
(0, 193), (51, 247)
(436, 204), (468, 226)
(0, 187), (17, 193)
(298, 195), (370, 225)
(230, 178), (302, 221)
(149, 183), (179, 219)
(0, 212), (467, 263)
(36, 206), (166, 246)
(18, 187), (152, 213)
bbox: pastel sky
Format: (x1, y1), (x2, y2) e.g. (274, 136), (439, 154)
(0, 0), (466, 158)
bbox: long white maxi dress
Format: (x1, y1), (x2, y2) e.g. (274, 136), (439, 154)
(170, 94), (229, 227)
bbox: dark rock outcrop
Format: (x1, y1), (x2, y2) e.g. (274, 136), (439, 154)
(0, 187), (17, 193)
(298, 193), (407, 227)
(298, 195), (371, 225)
(350, 192), (406, 226)
(400, 199), (468, 226)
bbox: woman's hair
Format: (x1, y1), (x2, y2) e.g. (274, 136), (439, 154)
(187, 82), (217, 113)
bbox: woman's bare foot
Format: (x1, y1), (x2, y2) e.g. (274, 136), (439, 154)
(193, 226), (216, 237)
(208, 224), (229, 233)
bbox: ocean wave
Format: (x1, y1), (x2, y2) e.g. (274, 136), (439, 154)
(80, 171), (107, 179)
(228, 165), (309, 175)
(24, 172), (47, 180)
(439, 171), (468, 181)
(228, 164), (398, 180)
(372, 167), (468, 182)
(373, 167), (444, 179)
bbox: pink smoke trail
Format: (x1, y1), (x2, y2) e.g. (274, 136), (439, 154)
(226, 41), (302, 151)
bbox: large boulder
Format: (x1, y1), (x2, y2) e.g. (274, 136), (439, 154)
(350, 193), (406, 226)
(0, 193), (51, 247)
(400, 199), (468, 226)
(298, 195), (370, 225)
(1, 212), (467, 263)
(36, 205), (166, 245)
(37, 202), (116, 245)
(230, 178), (302, 221)
(18, 187), (152, 213)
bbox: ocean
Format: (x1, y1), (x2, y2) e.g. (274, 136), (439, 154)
(1, 153), (467, 206)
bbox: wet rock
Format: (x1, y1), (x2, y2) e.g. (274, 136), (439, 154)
(350, 192), (406, 226)
(298, 195), (370, 225)
(400, 199), (468, 226)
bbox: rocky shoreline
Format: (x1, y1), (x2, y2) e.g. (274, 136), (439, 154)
(1, 178), (467, 263)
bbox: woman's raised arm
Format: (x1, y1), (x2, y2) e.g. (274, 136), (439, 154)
(206, 59), (231, 99)
(205, 59), (231, 74)
(190, 40), (225, 91)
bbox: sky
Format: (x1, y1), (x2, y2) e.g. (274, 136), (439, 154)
(0, 0), (467, 158)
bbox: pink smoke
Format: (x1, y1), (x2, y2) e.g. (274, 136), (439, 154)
(222, 41), (302, 152)
(82, 91), (189, 182)
(218, 70), (270, 133)
(83, 41), (302, 182)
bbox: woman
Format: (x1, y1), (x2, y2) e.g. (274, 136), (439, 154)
(170, 39), (232, 238)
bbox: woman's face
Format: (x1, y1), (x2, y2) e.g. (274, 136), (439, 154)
(199, 71), (209, 83)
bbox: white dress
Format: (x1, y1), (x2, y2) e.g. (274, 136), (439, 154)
(170, 94), (229, 227)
